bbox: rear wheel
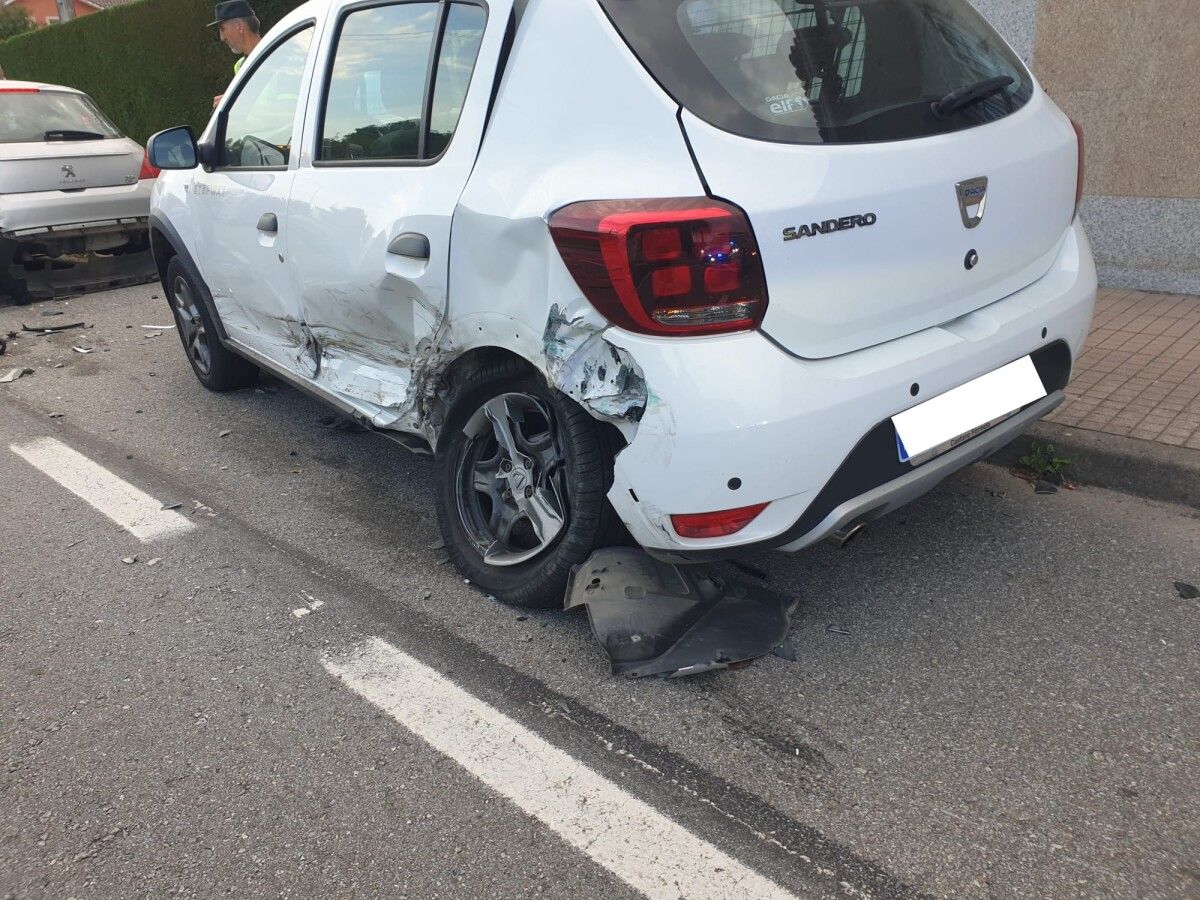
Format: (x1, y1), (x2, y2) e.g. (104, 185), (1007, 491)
(165, 255), (258, 391)
(435, 360), (622, 608)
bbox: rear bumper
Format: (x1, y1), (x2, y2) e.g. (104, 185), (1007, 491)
(0, 180), (153, 238)
(773, 390), (1064, 552)
(605, 221), (1098, 557)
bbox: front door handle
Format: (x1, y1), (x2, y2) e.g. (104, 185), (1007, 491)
(387, 232), (430, 260)
(257, 213), (278, 233)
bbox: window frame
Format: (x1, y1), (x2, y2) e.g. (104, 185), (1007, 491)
(312, 0), (490, 169)
(214, 19), (319, 173)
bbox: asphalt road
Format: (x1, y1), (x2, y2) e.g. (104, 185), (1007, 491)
(1, 285), (1198, 899)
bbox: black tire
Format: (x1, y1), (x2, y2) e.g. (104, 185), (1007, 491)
(8, 283), (33, 306)
(165, 255), (258, 391)
(0, 239), (30, 306)
(435, 358), (623, 609)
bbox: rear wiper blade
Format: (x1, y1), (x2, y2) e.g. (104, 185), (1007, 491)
(44, 129), (106, 141)
(931, 75), (1014, 119)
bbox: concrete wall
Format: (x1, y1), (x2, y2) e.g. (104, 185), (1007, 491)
(969, 0), (1200, 295)
(969, 0), (1040, 61)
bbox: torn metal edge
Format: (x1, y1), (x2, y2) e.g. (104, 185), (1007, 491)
(543, 301), (647, 425)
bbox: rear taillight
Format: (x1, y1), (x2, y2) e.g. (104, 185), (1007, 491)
(548, 198), (768, 337)
(138, 148), (160, 180)
(0, 87), (40, 93)
(1071, 118), (1085, 220)
(671, 503), (769, 539)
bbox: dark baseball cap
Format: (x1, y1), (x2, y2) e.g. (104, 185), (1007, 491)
(208, 0), (256, 26)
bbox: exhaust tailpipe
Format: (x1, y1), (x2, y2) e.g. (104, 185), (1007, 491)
(829, 522), (866, 549)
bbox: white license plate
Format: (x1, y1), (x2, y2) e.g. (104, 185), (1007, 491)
(892, 356), (1046, 464)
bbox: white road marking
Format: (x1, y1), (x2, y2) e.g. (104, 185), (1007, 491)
(324, 637), (798, 900)
(10, 437), (195, 542)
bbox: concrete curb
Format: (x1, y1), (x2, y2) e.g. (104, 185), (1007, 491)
(987, 422), (1200, 509)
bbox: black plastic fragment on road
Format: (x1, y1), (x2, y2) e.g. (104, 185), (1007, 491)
(1175, 581), (1200, 600)
(22, 321), (86, 333)
(771, 639), (798, 662)
(565, 547), (796, 678)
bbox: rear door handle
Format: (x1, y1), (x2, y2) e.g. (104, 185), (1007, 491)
(387, 232), (430, 260)
(256, 213), (278, 233)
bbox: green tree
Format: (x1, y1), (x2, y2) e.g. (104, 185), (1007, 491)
(0, 0), (305, 144)
(0, 6), (35, 42)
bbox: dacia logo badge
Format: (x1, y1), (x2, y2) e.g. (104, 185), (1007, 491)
(956, 177), (988, 229)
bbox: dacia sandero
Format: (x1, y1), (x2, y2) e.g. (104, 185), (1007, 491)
(147, 0), (1097, 607)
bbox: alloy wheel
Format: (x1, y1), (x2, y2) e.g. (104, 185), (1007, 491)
(454, 393), (569, 567)
(171, 274), (212, 377)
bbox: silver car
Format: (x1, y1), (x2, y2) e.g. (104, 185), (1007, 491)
(0, 80), (155, 304)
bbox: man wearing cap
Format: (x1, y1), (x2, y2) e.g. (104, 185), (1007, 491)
(210, 1), (262, 108)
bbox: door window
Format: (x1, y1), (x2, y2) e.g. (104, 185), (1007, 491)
(426, 4), (487, 157)
(221, 25), (314, 168)
(318, 2), (487, 163)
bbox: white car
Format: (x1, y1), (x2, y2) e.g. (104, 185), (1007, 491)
(0, 81), (157, 303)
(147, 0), (1096, 607)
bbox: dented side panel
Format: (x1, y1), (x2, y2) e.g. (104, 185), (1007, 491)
(275, 0), (516, 441)
(447, 0), (704, 437)
(157, 0), (702, 451)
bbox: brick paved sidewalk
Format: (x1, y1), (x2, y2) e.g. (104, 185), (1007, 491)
(1047, 289), (1200, 450)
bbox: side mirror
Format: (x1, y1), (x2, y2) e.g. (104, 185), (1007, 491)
(147, 126), (199, 170)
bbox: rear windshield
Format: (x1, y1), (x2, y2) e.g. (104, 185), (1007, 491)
(0, 90), (122, 143)
(597, 0), (1033, 144)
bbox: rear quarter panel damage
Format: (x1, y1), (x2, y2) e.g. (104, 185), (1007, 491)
(543, 301), (647, 427)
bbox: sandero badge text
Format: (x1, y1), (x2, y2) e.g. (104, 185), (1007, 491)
(783, 213), (877, 242)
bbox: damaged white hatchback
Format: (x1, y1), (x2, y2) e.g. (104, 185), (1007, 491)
(148, 0), (1096, 608)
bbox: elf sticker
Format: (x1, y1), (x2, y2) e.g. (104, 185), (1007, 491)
(764, 92), (811, 116)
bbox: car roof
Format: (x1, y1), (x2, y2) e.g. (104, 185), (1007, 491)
(0, 80), (84, 95)
(278, 0), (329, 26)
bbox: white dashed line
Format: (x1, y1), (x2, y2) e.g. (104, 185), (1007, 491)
(324, 637), (798, 900)
(10, 437), (195, 542)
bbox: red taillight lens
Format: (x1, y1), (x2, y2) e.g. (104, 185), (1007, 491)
(0, 87), (40, 93)
(671, 503), (769, 539)
(641, 226), (683, 262)
(549, 198), (769, 337)
(138, 148), (160, 180)
(651, 265), (691, 298)
(1071, 118), (1085, 220)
